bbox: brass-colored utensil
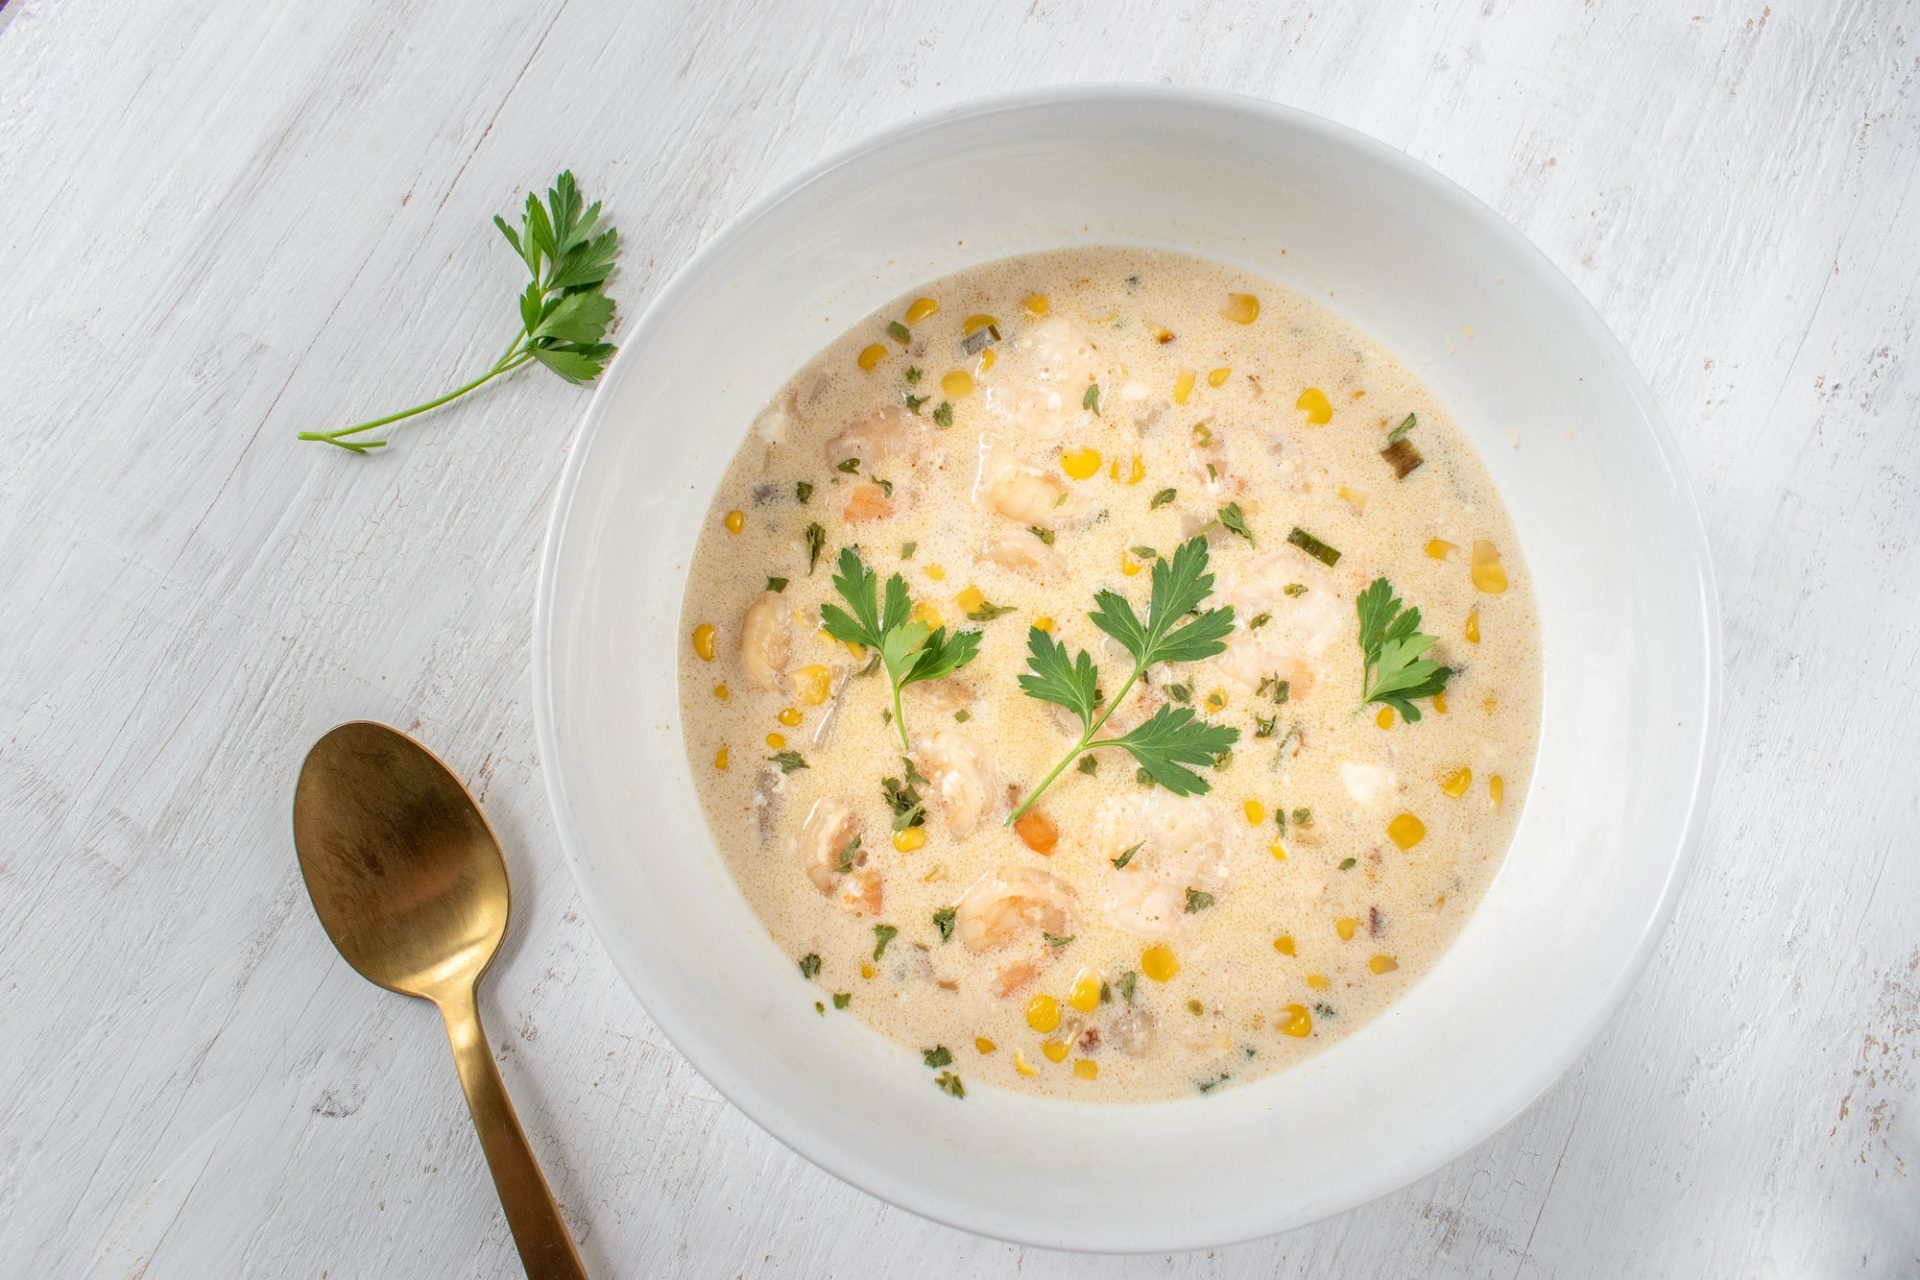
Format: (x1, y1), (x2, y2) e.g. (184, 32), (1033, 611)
(293, 721), (587, 1280)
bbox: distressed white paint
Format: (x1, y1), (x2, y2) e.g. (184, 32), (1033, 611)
(1, 0), (1914, 1275)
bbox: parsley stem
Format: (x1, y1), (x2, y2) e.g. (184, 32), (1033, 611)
(890, 677), (910, 753)
(1006, 664), (1144, 824)
(299, 343), (534, 449)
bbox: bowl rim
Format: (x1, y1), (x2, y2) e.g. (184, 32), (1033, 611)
(533, 82), (1722, 1251)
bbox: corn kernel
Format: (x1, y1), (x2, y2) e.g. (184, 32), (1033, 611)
(963, 314), (999, 336)
(1432, 692), (1449, 715)
(1388, 812), (1426, 850)
(1243, 799), (1266, 827)
(765, 732), (786, 749)
(1141, 944), (1179, 982)
(1013, 1049), (1038, 1077)
(1014, 810), (1059, 855)
(1222, 293), (1260, 324)
(691, 623), (717, 662)
(1352, 388), (1367, 400)
(1471, 540), (1509, 593)
(1026, 993), (1061, 1033)
(1279, 1003), (1313, 1037)
(892, 828), (927, 853)
(791, 664), (831, 706)
(1269, 840), (1288, 861)
(911, 600), (943, 630)
(1073, 1058), (1099, 1080)
(904, 297), (939, 323)
(713, 746), (729, 770)
(860, 961), (876, 979)
(977, 347), (998, 374)
(724, 509), (744, 534)
(1335, 917), (1359, 941)
(1109, 453), (1145, 485)
(1426, 538), (1457, 560)
(1464, 607), (1481, 644)
(1337, 483), (1368, 514)
(1033, 615), (1054, 633)
(713, 683), (730, 700)
(1204, 689), (1227, 712)
(1273, 934), (1297, 956)
(1305, 973), (1330, 990)
(1441, 767), (1472, 798)
(857, 343), (887, 372)
(1022, 293), (1050, 317)
(1376, 707), (1394, 729)
(1042, 1039), (1070, 1063)
(1207, 366), (1232, 387)
(925, 563), (946, 581)
(1069, 969), (1101, 1013)
(1483, 695), (1499, 714)
(1296, 388), (1333, 424)
(1062, 448), (1103, 480)
(1490, 774), (1505, 807)
(1149, 324), (1174, 343)
(975, 1036), (997, 1054)
(777, 706), (802, 727)
(1121, 555), (1142, 577)
(953, 585), (986, 613)
(942, 370), (975, 399)
(1369, 954), (1399, 975)
(1173, 369), (1196, 405)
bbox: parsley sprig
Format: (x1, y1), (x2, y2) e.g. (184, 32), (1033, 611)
(301, 171), (618, 453)
(1009, 536), (1240, 820)
(1356, 577), (1452, 722)
(819, 547), (982, 751)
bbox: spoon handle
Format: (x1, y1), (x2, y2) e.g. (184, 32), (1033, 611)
(438, 984), (589, 1279)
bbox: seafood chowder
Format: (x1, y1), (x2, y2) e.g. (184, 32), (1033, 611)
(678, 249), (1538, 1102)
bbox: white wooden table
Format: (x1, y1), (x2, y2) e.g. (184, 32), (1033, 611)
(4, 0), (1915, 1274)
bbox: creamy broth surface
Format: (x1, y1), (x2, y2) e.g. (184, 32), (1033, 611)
(678, 249), (1538, 1101)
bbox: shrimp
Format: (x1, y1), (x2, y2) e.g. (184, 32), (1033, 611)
(974, 440), (1073, 528)
(977, 530), (1066, 578)
(1094, 791), (1236, 939)
(1212, 557), (1346, 700)
(1341, 761), (1399, 807)
(795, 797), (882, 915)
(739, 592), (792, 691)
(841, 481), (894, 523)
(824, 404), (916, 473)
(913, 726), (996, 837)
(983, 316), (1109, 438)
(954, 866), (1078, 955)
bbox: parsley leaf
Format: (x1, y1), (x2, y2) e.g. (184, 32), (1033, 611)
(1111, 841), (1141, 869)
(1355, 577), (1452, 722)
(766, 576), (789, 593)
(798, 953), (821, 980)
(805, 522), (826, 574)
(933, 1071), (966, 1098)
(922, 1045), (953, 1068)
(303, 171), (618, 453)
(769, 750), (809, 774)
(933, 907), (956, 942)
(1150, 487), (1177, 510)
(1217, 502), (1254, 546)
(1185, 887), (1214, 913)
(872, 924), (898, 960)
(819, 547), (982, 749)
(796, 481), (814, 504)
(832, 992), (851, 1009)
(1083, 383), (1102, 415)
(1010, 536), (1241, 819)
(932, 401), (953, 428)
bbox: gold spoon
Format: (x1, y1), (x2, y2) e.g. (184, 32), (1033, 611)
(293, 721), (588, 1279)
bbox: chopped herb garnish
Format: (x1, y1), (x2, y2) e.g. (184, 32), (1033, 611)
(1136, 767), (1156, 787)
(1314, 1002), (1337, 1018)
(922, 1045), (953, 1068)
(1339, 857), (1357, 871)
(1111, 841), (1142, 870)
(933, 907), (957, 943)
(882, 759), (928, 830)
(875, 477), (894, 498)
(933, 1071), (966, 1098)
(1083, 383), (1102, 415)
(1028, 525), (1056, 546)
(1150, 487), (1178, 510)
(1248, 612), (1271, 630)
(1184, 888), (1214, 913)
(766, 576), (789, 593)
(834, 833), (861, 873)
(1117, 971), (1138, 1002)
(836, 457), (860, 474)
(905, 394), (929, 415)
(932, 401), (953, 427)
(1283, 582), (1308, 597)
(1130, 545), (1158, 562)
(1078, 755), (1098, 775)
(1286, 526), (1341, 566)
(872, 924), (898, 960)
(901, 541), (917, 559)
(1218, 502), (1254, 546)
(805, 522), (826, 573)
(796, 481), (814, 504)
(1255, 674), (1291, 704)
(904, 365), (923, 384)
(954, 709), (970, 722)
(1197, 1073), (1230, 1095)
(966, 599), (1017, 622)
(887, 320), (911, 344)
(1253, 713), (1277, 738)
(1293, 808), (1313, 827)
(770, 750), (809, 774)
(1206, 462), (1218, 482)
(1388, 413), (1417, 443)
(820, 547), (983, 750)
(815, 1001), (824, 1015)
(1167, 683), (1192, 704)
(832, 992), (851, 1009)
(1187, 998), (1205, 1016)
(1010, 537), (1240, 818)
(798, 953), (822, 980)
(1043, 932), (1075, 949)
(1356, 577), (1452, 722)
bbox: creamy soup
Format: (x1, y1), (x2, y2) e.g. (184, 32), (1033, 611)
(678, 248), (1538, 1102)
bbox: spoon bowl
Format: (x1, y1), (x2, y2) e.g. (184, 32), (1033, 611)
(293, 721), (586, 1279)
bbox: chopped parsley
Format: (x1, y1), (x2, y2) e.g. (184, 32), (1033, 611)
(900, 541), (917, 559)
(954, 709), (970, 722)
(887, 320), (911, 344)
(871, 923), (898, 960)
(1197, 1073), (1230, 1095)
(1313, 1002), (1338, 1019)
(797, 953), (821, 980)
(833, 833), (861, 873)
(769, 750), (809, 774)
(832, 992), (851, 1009)
(933, 1071), (966, 1098)
(905, 393), (929, 415)
(1166, 683), (1192, 704)
(932, 401), (953, 428)
(1248, 612), (1271, 630)
(1083, 383), (1102, 415)
(1282, 582), (1308, 597)
(932, 907), (956, 943)
(1217, 502), (1254, 546)
(766, 576), (789, 593)
(1028, 525), (1056, 545)
(1253, 714), (1277, 738)
(1339, 857), (1357, 871)
(1184, 888), (1214, 913)
(1150, 487), (1177, 510)
(1117, 971), (1138, 1003)
(1043, 932), (1075, 949)
(795, 481), (814, 504)
(1388, 412), (1417, 443)
(921, 1045), (953, 1068)
(805, 521), (826, 574)
(836, 457), (860, 474)
(1111, 841), (1142, 870)
(1077, 755), (1098, 775)
(882, 759), (928, 830)
(966, 598), (1018, 622)
(904, 365), (922, 384)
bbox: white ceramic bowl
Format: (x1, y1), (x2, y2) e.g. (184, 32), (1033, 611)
(535, 86), (1718, 1251)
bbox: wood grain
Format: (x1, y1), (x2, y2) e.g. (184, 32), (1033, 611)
(2, 0), (1915, 1274)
